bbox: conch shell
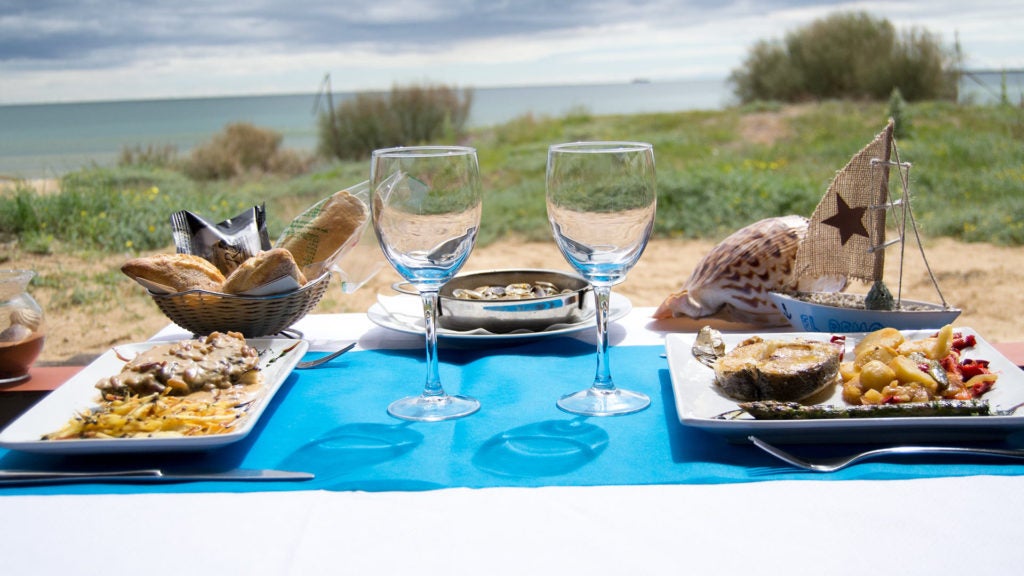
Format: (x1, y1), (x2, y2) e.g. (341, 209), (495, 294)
(653, 215), (845, 326)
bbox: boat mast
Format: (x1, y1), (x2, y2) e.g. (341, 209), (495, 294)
(863, 120), (896, 310)
(870, 121), (894, 280)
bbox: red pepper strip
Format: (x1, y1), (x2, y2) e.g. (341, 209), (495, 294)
(970, 379), (996, 397)
(952, 333), (977, 351)
(940, 355), (963, 380)
(960, 358), (992, 379)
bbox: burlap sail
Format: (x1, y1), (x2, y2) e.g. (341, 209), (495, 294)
(794, 120), (894, 284)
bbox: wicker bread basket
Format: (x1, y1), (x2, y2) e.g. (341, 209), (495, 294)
(148, 272), (331, 337)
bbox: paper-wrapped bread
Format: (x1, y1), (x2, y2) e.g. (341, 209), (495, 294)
(276, 187), (368, 279)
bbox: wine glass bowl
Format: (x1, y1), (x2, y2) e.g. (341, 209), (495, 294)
(371, 146), (482, 421)
(546, 141), (656, 416)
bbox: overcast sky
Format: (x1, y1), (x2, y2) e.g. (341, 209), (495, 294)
(1, 0), (1022, 105)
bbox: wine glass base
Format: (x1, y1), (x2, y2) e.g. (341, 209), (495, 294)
(556, 387), (650, 417)
(388, 394), (481, 422)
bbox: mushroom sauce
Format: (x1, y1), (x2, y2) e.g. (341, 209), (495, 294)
(95, 331), (263, 397)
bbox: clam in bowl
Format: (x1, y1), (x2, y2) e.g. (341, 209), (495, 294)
(395, 269), (592, 333)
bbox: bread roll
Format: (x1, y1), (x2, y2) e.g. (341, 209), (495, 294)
(276, 188), (368, 278)
(122, 253), (225, 293)
(222, 248), (307, 294)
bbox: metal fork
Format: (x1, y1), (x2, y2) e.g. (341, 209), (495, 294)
(295, 342), (356, 369)
(748, 435), (1024, 472)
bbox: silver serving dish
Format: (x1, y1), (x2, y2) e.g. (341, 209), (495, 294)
(395, 269), (591, 333)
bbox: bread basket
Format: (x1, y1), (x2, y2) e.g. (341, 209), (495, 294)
(148, 272), (331, 337)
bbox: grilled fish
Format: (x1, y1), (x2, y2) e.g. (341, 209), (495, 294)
(714, 336), (840, 402)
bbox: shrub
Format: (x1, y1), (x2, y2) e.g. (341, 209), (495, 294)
(184, 123), (312, 180)
(119, 143), (180, 169)
(390, 84), (472, 143)
(888, 87), (911, 138)
(731, 39), (805, 103)
(318, 93), (398, 161)
(729, 11), (956, 104)
(318, 84), (473, 160)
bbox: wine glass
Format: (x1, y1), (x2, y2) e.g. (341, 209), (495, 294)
(370, 146), (482, 421)
(546, 141), (656, 416)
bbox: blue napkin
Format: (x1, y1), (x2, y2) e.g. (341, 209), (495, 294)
(3, 341), (1024, 495)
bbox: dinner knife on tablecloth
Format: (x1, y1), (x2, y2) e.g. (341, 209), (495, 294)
(0, 468), (314, 486)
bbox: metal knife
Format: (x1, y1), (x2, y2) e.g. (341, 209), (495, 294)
(0, 468), (314, 486)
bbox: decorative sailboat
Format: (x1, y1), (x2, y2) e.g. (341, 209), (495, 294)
(769, 119), (961, 332)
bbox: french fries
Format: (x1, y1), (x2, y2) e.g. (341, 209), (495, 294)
(42, 390), (255, 440)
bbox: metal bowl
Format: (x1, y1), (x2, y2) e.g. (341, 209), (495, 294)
(396, 269), (591, 333)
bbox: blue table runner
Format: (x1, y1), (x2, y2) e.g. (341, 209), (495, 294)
(3, 340), (1024, 495)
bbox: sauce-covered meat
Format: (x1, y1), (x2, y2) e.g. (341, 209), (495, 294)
(95, 331), (262, 397)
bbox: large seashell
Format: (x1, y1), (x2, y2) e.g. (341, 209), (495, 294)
(9, 307), (42, 331)
(653, 215), (845, 326)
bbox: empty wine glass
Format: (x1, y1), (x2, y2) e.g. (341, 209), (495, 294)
(371, 146), (482, 421)
(546, 141), (656, 416)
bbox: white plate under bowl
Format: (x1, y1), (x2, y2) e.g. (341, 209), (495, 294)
(665, 327), (1024, 444)
(368, 292), (632, 344)
(0, 337), (308, 454)
(770, 291), (961, 333)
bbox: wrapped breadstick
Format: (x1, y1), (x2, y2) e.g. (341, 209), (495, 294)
(276, 182), (370, 279)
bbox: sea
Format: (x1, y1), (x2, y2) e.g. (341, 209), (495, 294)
(0, 73), (1019, 179)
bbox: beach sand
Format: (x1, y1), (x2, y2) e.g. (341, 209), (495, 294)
(0, 178), (60, 194)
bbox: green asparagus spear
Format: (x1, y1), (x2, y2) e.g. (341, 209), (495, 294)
(737, 399), (991, 420)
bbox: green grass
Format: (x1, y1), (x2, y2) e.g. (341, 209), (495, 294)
(475, 100), (1024, 245)
(3, 100), (1023, 257)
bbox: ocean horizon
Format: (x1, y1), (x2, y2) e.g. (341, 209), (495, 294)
(1, 73), (1018, 179)
(0, 78), (735, 179)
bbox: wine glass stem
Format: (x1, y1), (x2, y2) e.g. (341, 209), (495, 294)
(420, 289), (445, 398)
(592, 285), (615, 391)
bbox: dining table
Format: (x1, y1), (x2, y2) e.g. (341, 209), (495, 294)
(1, 302), (1022, 575)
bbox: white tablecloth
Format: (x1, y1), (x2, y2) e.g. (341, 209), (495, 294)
(1, 308), (1020, 575)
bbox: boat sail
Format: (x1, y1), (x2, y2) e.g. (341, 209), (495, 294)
(794, 120), (893, 290)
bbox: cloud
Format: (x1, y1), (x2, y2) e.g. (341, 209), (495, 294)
(0, 1), (820, 65)
(0, 0), (1020, 103)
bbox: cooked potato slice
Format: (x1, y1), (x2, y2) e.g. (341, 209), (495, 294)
(853, 327), (903, 357)
(859, 360), (896, 391)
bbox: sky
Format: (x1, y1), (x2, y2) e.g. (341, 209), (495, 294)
(1, 0), (1022, 105)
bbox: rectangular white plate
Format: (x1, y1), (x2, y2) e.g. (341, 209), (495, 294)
(0, 338), (308, 454)
(666, 328), (1024, 443)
